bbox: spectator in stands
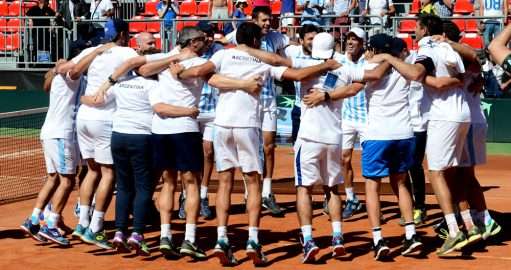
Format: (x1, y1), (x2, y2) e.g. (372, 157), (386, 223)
(419, 0), (437, 14)
(432, 0), (453, 16)
(209, 0), (229, 20)
(56, 0), (89, 30)
(476, 0), (508, 47)
(26, 0), (56, 65)
(281, 0), (296, 26)
(297, 0), (329, 26)
(364, 0), (395, 27)
(333, 0), (358, 25)
(225, 0), (248, 34)
(483, 51), (511, 96)
(158, 0), (178, 31)
(89, 0), (114, 45)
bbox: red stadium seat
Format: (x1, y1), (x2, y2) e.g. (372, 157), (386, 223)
(465, 19), (478, 32)
(6, 19), (21, 33)
(398, 19), (416, 33)
(179, 0), (197, 16)
(453, 0), (474, 14)
(396, 33), (417, 50)
(144, 0), (159, 16)
(271, 0), (281, 15)
(22, 1), (37, 15)
(8, 1), (21, 16)
(197, 0), (209, 16)
(0, 18), (7, 32)
(452, 19), (466, 32)
(245, 0), (254, 15)
(146, 16), (161, 33)
(0, 32), (20, 51)
(129, 36), (137, 49)
(0, 1), (9, 16)
(409, 0), (420, 14)
(154, 34), (162, 49)
(460, 33), (483, 49)
(129, 16), (146, 33)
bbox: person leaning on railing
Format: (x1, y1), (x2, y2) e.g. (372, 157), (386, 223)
(26, 0), (56, 66)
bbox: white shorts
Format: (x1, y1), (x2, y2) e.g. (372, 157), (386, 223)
(281, 12), (295, 26)
(42, 138), (79, 174)
(294, 138), (343, 187)
(342, 120), (366, 150)
(76, 119), (114, 165)
(261, 98), (277, 132)
(426, 120), (470, 171)
(199, 117), (215, 142)
(213, 126), (263, 174)
(460, 123), (487, 167)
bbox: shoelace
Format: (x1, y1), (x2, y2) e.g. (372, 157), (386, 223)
(438, 228), (449, 240)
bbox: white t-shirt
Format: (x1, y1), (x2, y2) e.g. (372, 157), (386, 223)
(209, 48), (287, 128)
(284, 44), (313, 107)
(40, 74), (82, 140)
(77, 46), (138, 122)
(292, 54), (364, 144)
(463, 70), (487, 124)
(367, 0), (393, 24)
(416, 37), (471, 123)
(90, 0), (113, 27)
(110, 74), (157, 135)
(149, 55), (207, 134)
(364, 62), (414, 140)
(407, 51), (428, 132)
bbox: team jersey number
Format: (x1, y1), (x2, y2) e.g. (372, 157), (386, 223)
(485, 0), (501, 10)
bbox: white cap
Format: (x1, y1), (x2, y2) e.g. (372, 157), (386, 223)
(347, 27), (366, 42)
(312, 32), (334, 59)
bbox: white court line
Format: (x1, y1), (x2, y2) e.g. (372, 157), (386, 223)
(0, 149), (42, 159)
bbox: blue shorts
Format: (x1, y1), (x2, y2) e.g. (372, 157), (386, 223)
(361, 138), (415, 179)
(152, 132), (203, 173)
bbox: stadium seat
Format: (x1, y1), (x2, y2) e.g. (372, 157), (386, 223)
(197, 0), (209, 16)
(453, 0), (474, 14)
(398, 19), (416, 33)
(460, 33), (483, 49)
(144, 0), (159, 16)
(452, 19), (466, 32)
(8, 1), (21, 16)
(146, 16), (161, 33)
(0, 1), (8, 16)
(396, 33), (417, 50)
(154, 33), (162, 49)
(0, 32), (20, 51)
(271, 0), (281, 15)
(179, 0), (197, 16)
(129, 16), (146, 33)
(129, 36), (137, 49)
(176, 15), (199, 32)
(6, 19), (21, 33)
(22, 1), (37, 15)
(0, 18), (7, 33)
(465, 19), (478, 32)
(409, 0), (420, 14)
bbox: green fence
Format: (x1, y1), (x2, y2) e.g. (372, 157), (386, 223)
(483, 98), (511, 143)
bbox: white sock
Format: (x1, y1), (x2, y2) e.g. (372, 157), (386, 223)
(89, 210), (105, 233)
(301, 224), (313, 242)
(460, 210), (474, 229)
(48, 212), (60, 229)
(30, 208), (42, 225)
(43, 203), (52, 221)
(445, 213), (460, 238)
(248, 226), (259, 243)
(345, 187), (355, 201)
(331, 221), (342, 236)
(161, 224), (171, 239)
(483, 210), (492, 225)
(404, 222), (416, 240)
(262, 178), (272, 198)
(185, 224), (196, 243)
(217, 226), (228, 242)
(200, 185), (208, 199)
(79, 205), (91, 227)
(372, 227), (382, 245)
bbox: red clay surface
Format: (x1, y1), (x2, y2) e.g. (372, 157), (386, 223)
(0, 147), (510, 270)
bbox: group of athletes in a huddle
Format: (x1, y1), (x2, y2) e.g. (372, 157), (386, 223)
(19, 6), (504, 266)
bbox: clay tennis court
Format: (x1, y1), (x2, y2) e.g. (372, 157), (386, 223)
(0, 147), (510, 270)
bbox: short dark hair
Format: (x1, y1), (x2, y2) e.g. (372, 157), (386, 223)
(298, 24), (322, 39)
(112, 19), (129, 42)
(442, 21), (461, 42)
(236, 22), (262, 48)
(251, 6), (271, 20)
(417, 14), (443, 36)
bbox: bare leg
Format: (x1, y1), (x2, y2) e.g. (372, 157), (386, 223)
(51, 174), (76, 214)
(158, 170), (177, 227)
(34, 173), (59, 210)
(182, 171), (200, 226)
(245, 171), (262, 227)
(216, 169), (234, 227)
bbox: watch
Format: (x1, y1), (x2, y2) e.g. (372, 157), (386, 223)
(108, 75), (117, 85)
(324, 91), (331, 102)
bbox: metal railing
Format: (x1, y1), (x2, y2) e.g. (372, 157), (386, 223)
(0, 16), (72, 71)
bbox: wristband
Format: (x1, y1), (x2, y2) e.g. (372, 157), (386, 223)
(324, 91), (331, 102)
(108, 75), (117, 85)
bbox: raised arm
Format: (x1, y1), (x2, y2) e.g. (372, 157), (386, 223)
(361, 62), (392, 81)
(43, 69), (56, 93)
(237, 45), (292, 67)
(178, 61), (217, 80)
(489, 23), (511, 67)
(137, 50), (195, 77)
(281, 60), (340, 81)
(373, 53), (428, 81)
(69, 43), (115, 80)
